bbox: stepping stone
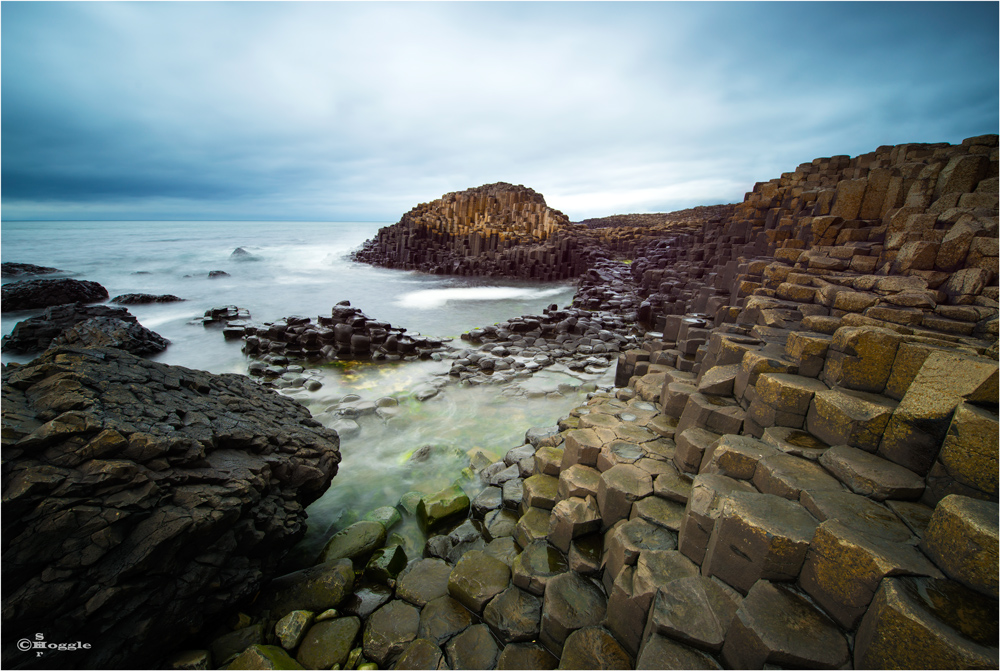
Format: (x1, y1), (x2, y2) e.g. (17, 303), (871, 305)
(340, 583), (393, 620)
(540, 572), (608, 655)
(417, 596), (472, 645)
(734, 350), (797, 399)
(396, 558), (452, 607)
(642, 575), (740, 652)
(502, 477), (523, 509)
(604, 518), (677, 585)
(721, 580), (850, 669)
(597, 463), (653, 529)
(678, 474), (756, 565)
(578, 412), (621, 431)
(800, 489), (913, 541)
(673, 427), (722, 474)
(558, 464), (601, 500)
(700, 434), (780, 480)
(821, 325), (903, 393)
(484, 536), (520, 567)
(805, 388), (897, 452)
(512, 540), (569, 595)
(935, 402), (999, 497)
(636, 633), (722, 670)
(365, 544), (407, 585)
(548, 495), (601, 553)
(361, 599), (420, 667)
(535, 445), (564, 476)
(854, 576), (999, 669)
(523, 473), (560, 509)
(702, 491), (818, 594)
(646, 413), (679, 439)
(613, 422), (659, 444)
(922, 495), (999, 597)
(697, 363), (740, 396)
(514, 506), (551, 549)
(448, 550), (511, 614)
(444, 624), (499, 671)
(760, 426), (828, 461)
(652, 463), (693, 504)
(630, 495), (684, 531)
(596, 440), (644, 471)
(416, 485), (470, 532)
(661, 381), (699, 418)
(393, 638), (444, 670)
(754, 372), (829, 415)
(557, 626), (632, 670)
(676, 392), (746, 436)
(819, 444), (924, 501)
(560, 429), (603, 469)
(568, 533), (603, 576)
(886, 499), (936, 538)
(800, 518), (944, 629)
(751, 453), (842, 499)
(506, 443), (536, 466)
(784, 330), (831, 377)
(484, 507), (519, 541)
(472, 486), (503, 517)
(318, 520), (387, 565)
(296, 616), (360, 670)
(497, 642), (558, 670)
(483, 585), (542, 643)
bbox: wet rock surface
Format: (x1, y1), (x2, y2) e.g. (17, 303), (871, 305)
(2, 302), (168, 354)
(1, 277), (109, 311)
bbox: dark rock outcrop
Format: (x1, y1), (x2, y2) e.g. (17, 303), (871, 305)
(111, 293), (185, 305)
(1, 263), (64, 278)
(1, 303), (168, 355)
(1, 346), (341, 669)
(1, 278), (109, 312)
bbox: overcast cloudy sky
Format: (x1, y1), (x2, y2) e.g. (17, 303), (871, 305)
(2, 2), (997, 222)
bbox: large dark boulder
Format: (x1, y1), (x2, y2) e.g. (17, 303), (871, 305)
(1, 278), (109, 312)
(1, 303), (167, 355)
(1, 346), (341, 669)
(111, 294), (185, 305)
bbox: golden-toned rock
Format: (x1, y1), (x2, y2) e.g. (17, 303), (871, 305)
(821, 325), (903, 394)
(937, 402), (999, 496)
(922, 495), (999, 597)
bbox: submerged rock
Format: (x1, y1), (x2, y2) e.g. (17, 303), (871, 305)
(112, 293), (186, 304)
(1, 262), (63, 278)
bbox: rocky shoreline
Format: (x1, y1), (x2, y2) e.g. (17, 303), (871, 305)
(2, 133), (998, 670)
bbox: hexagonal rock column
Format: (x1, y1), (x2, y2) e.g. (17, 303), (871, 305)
(512, 540), (569, 596)
(417, 595), (472, 645)
(362, 599), (420, 667)
(603, 518), (677, 587)
(558, 464), (601, 500)
(596, 463), (652, 530)
(922, 495), (999, 597)
(720, 580), (849, 669)
(702, 492), (818, 594)
(760, 426), (828, 461)
(821, 326), (902, 394)
(548, 495), (601, 552)
(394, 638), (444, 670)
(784, 330), (831, 378)
(878, 350), (998, 475)
(854, 576), (999, 669)
(496, 642), (558, 670)
(699, 434), (780, 480)
(483, 585), (542, 644)
(447, 550), (511, 614)
(557, 626), (633, 670)
(805, 388), (896, 453)
(318, 520), (387, 565)
(296, 615), (361, 670)
(673, 427), (721, 474)
(678, 474), (756, 565)
(523, 473), (560, 509)
(929, 402), (999, 503)
(514, 506), (552, 548)
(637, 633), (722, 670)
(642, 574), (741, 654)
(445, 623), (500, 670)
(675, 392), (746, 437)
(539, 571), (608, 655)
(751, 453), (842, 500)
(396, 558), (453, 607)
(256, 558), (355, 618)
(799, 519), (944, 629)
(818, 444), (924, 501)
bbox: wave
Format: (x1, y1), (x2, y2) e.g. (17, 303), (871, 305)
(394, 286), (568, 310)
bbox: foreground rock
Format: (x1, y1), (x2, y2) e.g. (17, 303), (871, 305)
(1, 346), (341, 669)
(1, 278), (109, 312)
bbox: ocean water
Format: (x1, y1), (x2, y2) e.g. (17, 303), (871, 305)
(1, 220), (598, 552)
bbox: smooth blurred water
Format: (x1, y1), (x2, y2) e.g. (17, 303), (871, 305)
(2, 220), (596, 547)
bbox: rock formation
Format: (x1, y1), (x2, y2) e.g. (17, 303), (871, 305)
(1, 346), (341, 669)
(1, 263), (63, 278)
(2, 303), (169, 355)
(1, 278), (109, 312)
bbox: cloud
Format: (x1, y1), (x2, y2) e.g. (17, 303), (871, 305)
(2, 2), (997, 222)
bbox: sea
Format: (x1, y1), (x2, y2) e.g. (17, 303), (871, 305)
(1, 220), (607, 560)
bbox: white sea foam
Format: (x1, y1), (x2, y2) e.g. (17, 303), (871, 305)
(395, 286), (567, 309)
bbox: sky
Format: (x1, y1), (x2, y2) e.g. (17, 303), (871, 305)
(2, 2), (997, 223)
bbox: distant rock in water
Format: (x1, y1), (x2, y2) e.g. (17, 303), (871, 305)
(1, 302), (169, 354)
(112, 293), (186, 304)
(1, 262), (64, 278)
(1, 346), (341, 669)
(231, 247), (256, 260)
(208, 270), (231, 278)
(1, 278), (109, 312)
(52, 316), (170, 354)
